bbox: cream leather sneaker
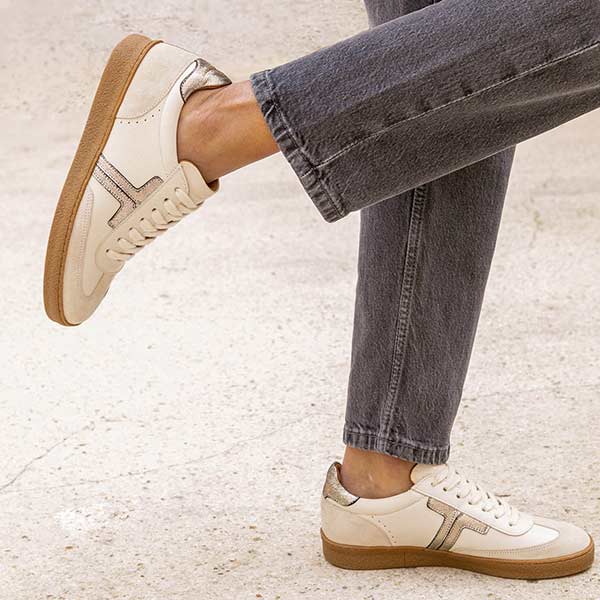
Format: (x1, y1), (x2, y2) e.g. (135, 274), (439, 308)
(321, 462), (594, 579)
(44, 34), (231, 326)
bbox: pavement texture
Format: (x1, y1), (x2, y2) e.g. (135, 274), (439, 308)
(1, 1), (599, 599)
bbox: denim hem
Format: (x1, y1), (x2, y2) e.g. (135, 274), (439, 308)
(249, 69), (346, 223)
(343, 427), (449, 465)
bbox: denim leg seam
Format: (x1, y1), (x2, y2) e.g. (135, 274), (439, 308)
(254, 71), (346, 220)
(316, 40), (600, 168)
(379, 184), (428, 440)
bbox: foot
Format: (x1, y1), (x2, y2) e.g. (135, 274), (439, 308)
(44, 34), (231, 325)
(321, 462), (594, 579)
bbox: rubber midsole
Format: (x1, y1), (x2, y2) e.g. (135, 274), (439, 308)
(43, 34), (161, 325)
(321, 530), (594, 579)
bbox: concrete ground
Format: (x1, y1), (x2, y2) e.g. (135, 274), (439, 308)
(1, 1), (599, 598)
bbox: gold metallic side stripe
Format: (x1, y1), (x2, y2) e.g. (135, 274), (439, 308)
(439, 513), (489, 551)
(93, 154), (163, 227)
(426, 497), (490, 551)
(427, 498), (462, 550)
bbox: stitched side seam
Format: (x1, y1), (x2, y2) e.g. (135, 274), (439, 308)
(317, 40), (600, 168)
(379, 184), (428, 439)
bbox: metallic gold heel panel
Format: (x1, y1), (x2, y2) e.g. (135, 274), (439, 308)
(180, 59), (232, 102)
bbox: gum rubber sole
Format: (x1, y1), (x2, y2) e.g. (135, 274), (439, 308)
(43, 34), (161, 326)
(321, 530), (594, 579)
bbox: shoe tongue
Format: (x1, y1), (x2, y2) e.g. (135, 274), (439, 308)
(180, 161), (219, 201)
(410, 463), (448, 484)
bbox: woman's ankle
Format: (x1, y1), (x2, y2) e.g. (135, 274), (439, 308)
(340, 446), (416, 499)
(177, 80), (278, 183)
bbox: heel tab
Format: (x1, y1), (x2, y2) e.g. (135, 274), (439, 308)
(180, 59), (232, 102)
(322, 462), (359, 507)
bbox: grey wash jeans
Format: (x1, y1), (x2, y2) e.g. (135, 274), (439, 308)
(250, 0), (600, 464)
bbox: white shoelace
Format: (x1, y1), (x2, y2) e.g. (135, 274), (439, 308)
(106, 188), (200, 262)
(430, 466), (520, 527)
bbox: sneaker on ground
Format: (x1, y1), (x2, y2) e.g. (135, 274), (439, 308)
(321, 462), (594, 579)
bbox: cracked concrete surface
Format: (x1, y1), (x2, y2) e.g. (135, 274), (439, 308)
(1, 1), (599, 598)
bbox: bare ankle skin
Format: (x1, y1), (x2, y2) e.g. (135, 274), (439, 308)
(177, 80), (279, 183)
(341, 446), (416, 499)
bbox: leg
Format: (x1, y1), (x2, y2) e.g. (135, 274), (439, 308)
(338, 0), (515, 498)
(342, 150), (513, 495)
(180, 0), (600, 222)
(251, 0), (600, 220)
(313, 2), (593, 576)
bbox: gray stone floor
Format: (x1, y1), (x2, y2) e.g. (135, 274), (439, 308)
(0, 1), (599, 598)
